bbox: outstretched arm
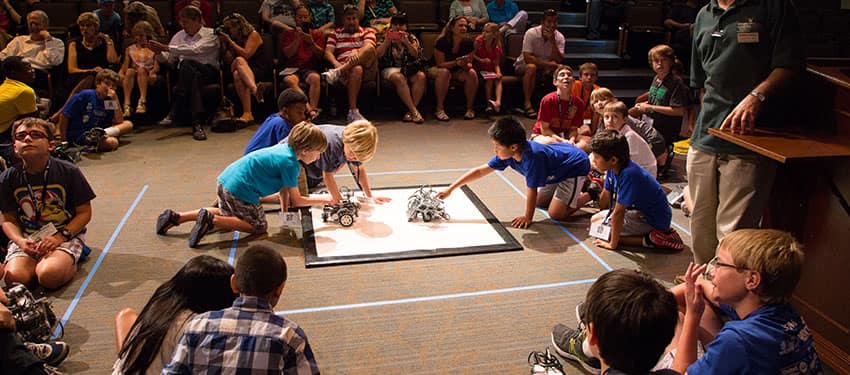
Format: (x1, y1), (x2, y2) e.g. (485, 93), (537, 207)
(436, 164), (494, 199)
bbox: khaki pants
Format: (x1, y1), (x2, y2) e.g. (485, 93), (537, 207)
(686, 148), (777, 264)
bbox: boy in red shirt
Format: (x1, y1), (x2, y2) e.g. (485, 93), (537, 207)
(533, 65), (586, 149)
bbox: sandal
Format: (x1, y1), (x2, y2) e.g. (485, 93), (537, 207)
(411, 111), (425, 124)
(524, 105), (538, 118)
(434, 110), (450, 122)
(123, 104), (132, 116)
(464, 109), (475, 120)
(135, 100), (146, 114)
(489, 100), (501, 114)
(402, 112), (413, 122)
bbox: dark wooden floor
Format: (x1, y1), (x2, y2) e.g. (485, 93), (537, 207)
(38, 113), (697, 374)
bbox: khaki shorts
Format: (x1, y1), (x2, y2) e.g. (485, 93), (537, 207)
(538, 176), (587, 209)
(5, 233), (87, 264)
(592, 209), (655, 237)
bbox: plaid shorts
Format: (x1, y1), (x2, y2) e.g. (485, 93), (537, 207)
(216, 184), (268, 233)
(5, 233), (87, 264)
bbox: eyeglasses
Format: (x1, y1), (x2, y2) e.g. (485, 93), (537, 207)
(14, 130), (49, 141)
(704, 256), (749, 278)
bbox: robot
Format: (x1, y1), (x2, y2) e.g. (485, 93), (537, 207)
(321, 186), (360, 227)
(407, 186), (450, 222)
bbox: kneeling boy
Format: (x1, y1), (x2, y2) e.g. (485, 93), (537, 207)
(438, 116), (590, 228)
(1, 118), (96, 289)
(155, 122), (332, 248)
(57, 69), (133, 152)
(588, 129), (683, 250)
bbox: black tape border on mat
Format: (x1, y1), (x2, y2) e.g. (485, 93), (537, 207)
(301, 185), (523, 268)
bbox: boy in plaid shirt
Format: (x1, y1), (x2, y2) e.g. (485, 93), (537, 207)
(162, 245), (320, 375)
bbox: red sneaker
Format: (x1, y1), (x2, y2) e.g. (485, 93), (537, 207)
(649, 228), (684, 251)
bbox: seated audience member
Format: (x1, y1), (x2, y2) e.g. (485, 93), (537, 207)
(438, 117), (591, 228)
(307, 0), (335, 34)
(586, 129), (683, 251)
(586, 0), (625, 40)
(486, 0), (528, 36)
(473, 22), (503, 115)
(58, 69), (133, 152)
(113, 255), (237, 375)
(514, 9), (564, 118)
(119, 21), (159, 116)
(162, 245), (321, 374)
(220, 13), (272, 124)
(123, 1), (167, 46)
(431, 16), (478, 121)
(354, 0), (397, 32)
(155, 122), (331, 248)
(591, 88), (668, 169)
(377, 13), (426, 123)
(4, 0), (38, 36)
(449, 0), (488, 31)
(0, 11), (64, 89)
(532, 65), (585, 148)
(602, 101), (656, 177)
(1, 291), (71, 373)
(664, 0), (701, 68)
(632, 45), (688, 159)
(280, 5), (325, 119)
(260, 0), (299, 32)
(1, 118), (96, 289)
(323, 5), (378, 123)
(672, 229), (823, 374)
(50, 12), (120, 123)
(94, 0), (122, 41)
(148, 6), (219, 141)
(244, 89), (309, 155)
(0, 0), (21, 38)
(571, 62), (599, 122)
(0, 57), (37, 162)
(551, 269), (679, 375)
(174, 0), (214, 28)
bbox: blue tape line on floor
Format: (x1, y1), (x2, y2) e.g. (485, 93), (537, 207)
(277, 278), (597, 315)
(670, 220), (692, 237)
(228, 231), (240, 265)
(53, 185), (148, 339)
(494, 171), (613, 272)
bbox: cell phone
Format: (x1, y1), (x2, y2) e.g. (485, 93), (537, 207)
(386, 31), (402, 40)
(301, 24), (310, 34)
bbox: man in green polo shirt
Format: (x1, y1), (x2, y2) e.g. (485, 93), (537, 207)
(0, 56), (38, 162)
(687, 0), (804, 264)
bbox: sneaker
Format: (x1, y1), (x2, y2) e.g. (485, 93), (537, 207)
(346, 109), (366, 123)
(648, 228), (685, 251)
(321, 68), (341, 85)
(83, 127), (106, 145)
(551, 324), (601, 374)
(156, 209), (180, 235)
(575, 301), (587, 328)
(188, 208), (214, 248)
(192, 124), (207, 141)
(25, 341), (70, 367)
(528, 347), (565, 375)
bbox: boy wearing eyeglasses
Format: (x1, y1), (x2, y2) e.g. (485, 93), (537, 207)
(672, 229), (823, 374)
(0, 118), (96, 289)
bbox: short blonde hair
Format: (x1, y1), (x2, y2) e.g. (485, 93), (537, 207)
(77, 12), (100, 28)
(590, 87), (616, 106)
(288, 121), (327, 154)
(95, 69), (120, 85)
(131, 20), (155, 39)
(343, 120), (378, 163)
(647, 44), (676, 66)
(602, 101), (628, 118)
(720, 229), (805, 305)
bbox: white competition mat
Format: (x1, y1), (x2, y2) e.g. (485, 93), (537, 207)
(301, 186), (522, 267)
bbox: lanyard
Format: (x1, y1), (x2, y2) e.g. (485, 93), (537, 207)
(556, 92), (572, 123)
(648, 77), (665, 105)
(603, 173), (618, 224)
(346, 161), (364, 192)
(23, 159), (50, 224)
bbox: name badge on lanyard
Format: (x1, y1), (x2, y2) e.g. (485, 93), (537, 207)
(589, 220), (611, 241)
(737, 19), (760, 44)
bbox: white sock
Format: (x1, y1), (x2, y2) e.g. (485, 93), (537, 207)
(582, 337), (594, 358)
(105, 127), (120, 137)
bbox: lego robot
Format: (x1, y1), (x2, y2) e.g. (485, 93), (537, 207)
(321, 186), (360, 227)
(407, 186), (450, 222)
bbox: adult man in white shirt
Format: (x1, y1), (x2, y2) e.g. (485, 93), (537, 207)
(514, 9), (564, 119)
(149, 6), (219, 141)
(0, 10), (64, 97)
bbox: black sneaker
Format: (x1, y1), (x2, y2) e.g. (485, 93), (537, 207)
(156, 209), (180, 235)
(551, 324), (601, 374)
(83, 127), (106, 145)
(528, 347), (565, 375)
(192, 124), (207, 141)
(188, 208), (214, 248)
(25, 341), (70, 367)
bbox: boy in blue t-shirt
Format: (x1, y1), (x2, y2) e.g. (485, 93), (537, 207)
(587, 129), (683, 250)
(437, 116), (590, 228)
(673, 229), (823, 375)
(155, 122), (332, 248)
(57, 69), (133, 152)
(244, 89), (308, 155)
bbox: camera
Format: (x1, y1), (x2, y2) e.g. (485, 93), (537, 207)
(4, 284), (58, 343)
(301, 24), (310, 34)
(215, 26), (228, 36)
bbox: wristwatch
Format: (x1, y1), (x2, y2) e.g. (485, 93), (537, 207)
(749, 91), (766, 102)
(60, 229), (73, 240)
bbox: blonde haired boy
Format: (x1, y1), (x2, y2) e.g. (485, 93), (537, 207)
(674, 229), (823, 374)
(602, 101), (657, 177)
